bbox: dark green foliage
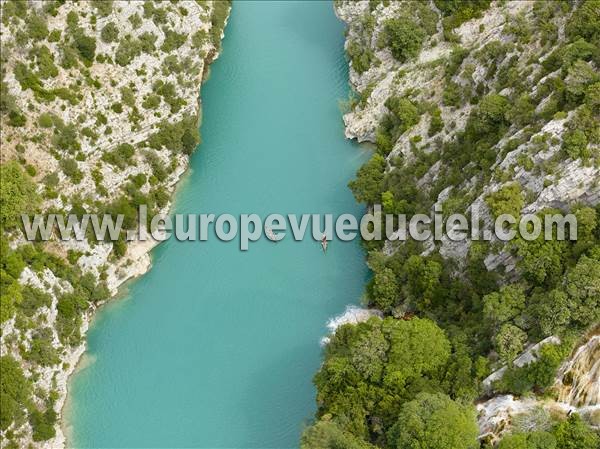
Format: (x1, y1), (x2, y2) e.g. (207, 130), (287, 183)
(434, 0), (491, 31)
(191, 29), (208, 48)
(301, 421), (375, 449)
(18, 286), (52, 318)
(0, 355), (31, 430)
(115, 36), (145, 66)
(346, 40), (374, 74)
(100, 22), (119, 43)
(147, 116), (200, 154)
(553, 414), (600, 449)
(348, 154), (386, 204)
(27, 13), (49, 41)
(153, 80), (185, 113)
(314, 317), (452, 442)
(428, 107), (443, 136)
(381, 18), (426, 62)
(161, 29), (187, 52)
(209, 0), (231, 51)
(102, 143), (136, 169)
(0, 161), (39, 229)
(562, 129), (590, 160)
(494, 342), (570, 395)
(7, 109), (26, 127)
(485, 183), (524, 219)
(500, 414), (599, 449)
(60, 158), (83, 183)
(30, 404), (57, 441)
(443, 81), (462, 107)
(566, 0), (600, 44)
(120, 86), (136, 107)
(30, 45), (59, 79)
(22, 328), (60, 367)
(73, 32), (96, 64)
(52, 120), (81, 153)
(91, 0), (113, 17)
(387, 392), (478, 449)
(142, 94), (161, 110)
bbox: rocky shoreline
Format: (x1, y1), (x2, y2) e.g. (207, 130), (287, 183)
(330, 0), (599, 444)
(0, 1), (230, 447)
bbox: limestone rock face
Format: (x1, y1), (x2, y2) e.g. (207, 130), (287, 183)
(334, 0), (599, 442)
(0, 1), (230, 447)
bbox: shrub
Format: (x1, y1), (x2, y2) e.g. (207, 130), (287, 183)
(485, 183), (524, 219)
(30, 404), (57, 441)
(435, 0), (491, 31)
(27, 13), (49, 41)
(139, 32), (157, 53)
(8, 110), (26, 127)
(147, 117), (200, 154)
(346, 40), (374, 74)
(142, 94), (161, 110)
(115, 38), (142, 66)
(563, 129), (590, 160)
(91, 0), (113, 17)
(382, 17), (426, 62)
(388, 393), (479, 449)
(60, 158), (83, 183)
(161, 29), (187, 52)
(348, 153), (387, 204)
(121, 86), (136, 107)
(210, 0), (230, 50)
(73, 33), (96, 64)
(48, 29), (61, 42)
(102, 143), (136, 169)
(128, 13), (142, 28)
(428, 107), (444, 135)
(100, 22), (119, 43)
(0, 161), (39, 228)
(565, 0), (600, 43)
(0, 355), (31, 431)
(443, 81), (462, 107)
(191, 29), (208, 48)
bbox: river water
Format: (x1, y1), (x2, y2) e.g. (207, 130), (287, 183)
(68, 2), (367, 447)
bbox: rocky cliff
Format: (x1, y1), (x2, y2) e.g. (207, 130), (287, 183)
(315, 0), (599, 446)
(0, 1), (229, 447)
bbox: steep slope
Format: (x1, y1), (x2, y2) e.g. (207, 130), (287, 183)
(0, 1), (229, 447)
(302, 1), (599, 448)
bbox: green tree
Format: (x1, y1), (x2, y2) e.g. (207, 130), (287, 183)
(0, 161), (39, 228)
(553, 414), (599, 449)
(562, 129), (589, 160)
(565, 0), (600, 43)
(565, 255), (600, 327)
(387, 392), (479, 449)
(74, 33), (96, 64)
(371, 267), (399, 310)
(486, 183), (524, 219)
(100, 22), (119, 43)
(497, 431), (556, 449)
(301, 420), (375, 449)
(27, 14), (49, 41)
(382, 18), (426, 63)
(0, 355), (31, 430)
(348, 154), (386, 204)
(495, 324), (527, 364)
(483, 284), (526, 328)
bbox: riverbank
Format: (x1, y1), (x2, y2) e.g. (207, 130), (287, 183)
(0, 2), (230, 447)
(301, 1), (599, 447)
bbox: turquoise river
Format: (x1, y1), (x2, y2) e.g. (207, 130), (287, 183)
(67, 1), (368, 447)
